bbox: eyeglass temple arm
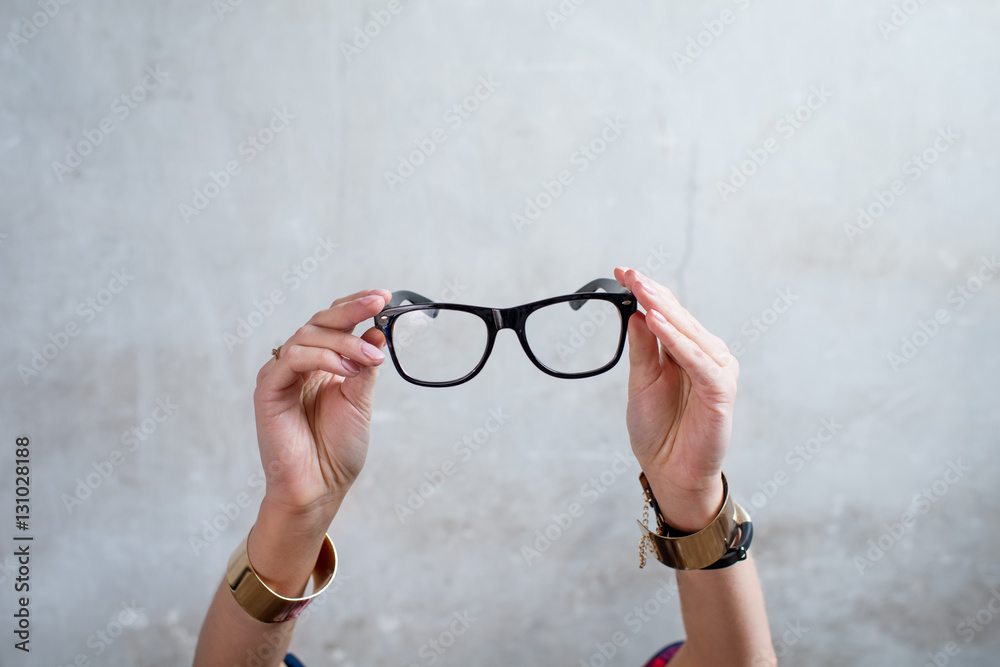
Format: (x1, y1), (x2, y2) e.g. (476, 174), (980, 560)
(384, 290), (440, 318)
(569, 278), (629, 311)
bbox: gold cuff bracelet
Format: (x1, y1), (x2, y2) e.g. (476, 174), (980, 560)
(226, 527), (338, 623)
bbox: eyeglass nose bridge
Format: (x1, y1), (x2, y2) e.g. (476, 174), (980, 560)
(491, 306), (530, 332)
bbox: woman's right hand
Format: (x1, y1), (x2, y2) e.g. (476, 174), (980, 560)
(193, 290), (394, 665)
(244, 288), (392, 599)
(252, 288), (393, 525)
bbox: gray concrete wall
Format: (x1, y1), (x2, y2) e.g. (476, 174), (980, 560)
(2, 1), (998, 665)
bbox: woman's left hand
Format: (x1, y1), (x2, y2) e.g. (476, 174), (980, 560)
(614, 267), (739, 532)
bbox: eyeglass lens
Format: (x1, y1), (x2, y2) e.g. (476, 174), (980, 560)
(390, 297), (622, 383)
(391, 308), (488, 384)
(524, 298), (622, 374)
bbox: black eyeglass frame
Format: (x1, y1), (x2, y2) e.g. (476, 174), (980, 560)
(373, 278), (637, 387)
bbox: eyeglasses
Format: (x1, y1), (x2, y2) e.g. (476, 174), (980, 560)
(373, 278), (636, 387)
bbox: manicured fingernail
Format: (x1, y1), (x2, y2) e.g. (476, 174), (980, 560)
(370, 288), (392, 297)
(615, 265), (630, 274)
(342, 358), (361, 374)
(361, 294), (382, 306)
(638, 280), (655, 295)
(362, 342), (384, 361)
(648, 309), (667, 324)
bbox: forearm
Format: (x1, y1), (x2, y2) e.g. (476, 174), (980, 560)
(644, 474), (774, 667)
(670, 553), (774, 667)
(195, 576), (298, 667)
(194, 498), (337, 667)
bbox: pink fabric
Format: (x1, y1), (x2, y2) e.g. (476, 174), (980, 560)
(643, 642), (683, 665)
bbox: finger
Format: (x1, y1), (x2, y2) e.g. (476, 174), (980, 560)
(359, 325), (386, 350)
(618, 268), (734, 367)
(260, 344), (365, 393)
(614, 265), (629, 288)
(625, 310), (666, 397)
(329, 288), (392, 309)
(309, 291), (392, 334)
(283, 324), (386, 368)
(340, 326), (387, 415)
(645, 307), (731, 393)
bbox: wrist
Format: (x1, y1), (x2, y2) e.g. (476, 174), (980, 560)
(246, 496), (338, 597)
(644, 473), (725, 534)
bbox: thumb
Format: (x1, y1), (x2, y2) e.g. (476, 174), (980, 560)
(626, 311), (662, 397)
(339, 327), (385, 417)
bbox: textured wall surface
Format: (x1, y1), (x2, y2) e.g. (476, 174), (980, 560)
(2, 1), (999, 665)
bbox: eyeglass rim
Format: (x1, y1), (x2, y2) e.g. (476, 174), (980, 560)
(373, 283), (637, 388)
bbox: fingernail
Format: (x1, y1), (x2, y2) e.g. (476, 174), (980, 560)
(370, 288), (392, 298)
(343, 358), (361, 374)
(648, 309), (667, 324)
(362, 342), (384, 361)
(637, 280), (654, 295)
(615, 265), (630, 274)
(361, 294), (382, 306)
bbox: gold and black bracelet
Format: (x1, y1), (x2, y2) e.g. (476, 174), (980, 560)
(637, 472), (753, 571)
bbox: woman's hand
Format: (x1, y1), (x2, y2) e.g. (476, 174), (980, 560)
(252, 288), (392, 525)
(192, 290), (393, 664)
(246, 288), (391, 596)
(614, 267), (738, 532)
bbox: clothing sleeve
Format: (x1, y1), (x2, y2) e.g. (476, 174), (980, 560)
(642, 641), (684, 666)
(285, 642), (685, 666)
